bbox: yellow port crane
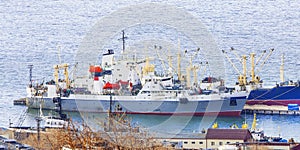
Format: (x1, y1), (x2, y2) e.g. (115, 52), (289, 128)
(53, 63), (70, 89)
(251, 113), (257, 131)
(185, 48), (200, 88)
(222, 48), (274, 90)
(222, 49), (247, 89)
(142, 57), (155, 77)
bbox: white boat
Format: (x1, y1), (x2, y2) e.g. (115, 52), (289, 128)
(43, 116), (67, 128)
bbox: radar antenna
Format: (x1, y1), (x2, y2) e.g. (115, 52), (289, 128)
(119, 30), (128, 53)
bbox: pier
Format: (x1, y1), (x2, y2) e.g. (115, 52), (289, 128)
(243, 104), (300, 115)
(13, 98), (27, 105)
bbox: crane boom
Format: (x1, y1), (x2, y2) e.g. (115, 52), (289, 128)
(256, 48), (274, 74)
(255, 50), (266, 66)
(222, 50), (242, 75)
(186, 48), (200, 88)
(155, 46), (167, 74)
(230, 47), (242, 63)
(251, 113), (257, 131)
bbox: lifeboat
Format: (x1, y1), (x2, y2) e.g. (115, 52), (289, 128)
(117, 80), (129, 86)
(103, 82), (120, 89)
(89, 65), (102, 73)
(90, 65), (104, 76)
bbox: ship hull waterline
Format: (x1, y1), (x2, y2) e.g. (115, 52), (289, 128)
(246, 86), (300, 106)
(27, 95), (247, 117)
(246, 99), (300, 106)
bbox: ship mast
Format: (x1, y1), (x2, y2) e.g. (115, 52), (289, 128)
(28, 64), (33, 85)
(193, 65), (199, 86)
(280, 54), (285, 83)
(242, 55), (247, 87)
(186, 57), (192, 88)
(250, 53), (255, 83)
(177, 39), (181, 81)
(168, 47), (172, 68)
(118, 30), (128, 53)
(122, 30), (127, 53)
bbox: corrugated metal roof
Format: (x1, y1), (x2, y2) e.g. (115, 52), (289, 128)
(206, 129), (252, 141)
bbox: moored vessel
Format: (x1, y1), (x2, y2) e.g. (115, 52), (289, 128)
(245, 54), (300, 106)
(246, 81), (300, 106)
(223, 48), (300, 107)
(26, 34), (248, 116)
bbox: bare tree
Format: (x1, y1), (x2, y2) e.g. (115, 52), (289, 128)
(18, 114), (169, 150)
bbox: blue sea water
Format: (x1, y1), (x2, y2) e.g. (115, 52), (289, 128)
(0, 0), (300, 141)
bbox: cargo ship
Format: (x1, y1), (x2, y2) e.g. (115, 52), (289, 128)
(26, 36), (248, 116)
(245, 53), (300, 106)
(246, 81), (300, 106)
(223, 49), (300, 107)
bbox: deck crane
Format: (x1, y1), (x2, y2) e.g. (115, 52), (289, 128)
(256, 48), (274, 75)
(230, 47), (249, 87)
(192, 65), (200, 86)
(154, 45), (168, 75)
(167, 47), (175, 76)
(133, 46), (148, 78)
(185, 48), (200, 88)
(69, 62), (78, 82)
(186, 56), (192, 88)
(251, 113), (257, 131)
(141, 57), (155, 77)
(152, 46), (181, 80)
(249, 53), (261, 84)
(154, 46), (179, 77)
(230, 47), (248, 85)
(222, 50), (247, 90)
(177, 39), (182, 82)
(230, 47), (242, 63)
(223, 48), (274, 90)
(198, 61), (209, 87)
(53, 63), (70, 90)
(53, 45), (72, 90)
(255, 50), (267, 66)
(250, 48), (274, 85)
